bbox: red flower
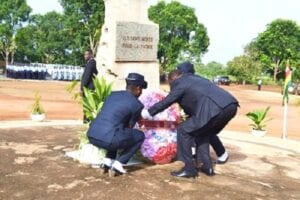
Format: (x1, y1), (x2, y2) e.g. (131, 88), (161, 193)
(151, 143), (177, 164)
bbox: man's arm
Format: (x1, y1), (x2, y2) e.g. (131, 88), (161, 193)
(80, 60), (96, 91)
(148, 85), (185, 116)
(128, 104), (144, 128)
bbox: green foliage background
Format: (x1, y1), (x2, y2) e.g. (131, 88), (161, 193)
(1, 1), (300, 83)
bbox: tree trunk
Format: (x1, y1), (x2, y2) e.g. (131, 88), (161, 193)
(89, 34), (95, 55)
(5, 50), (10, 66)
(273, 59), (280, 81)
(89, 33), (99, 56)
(10, 51), (15, 64)
(44, 53), (49, 64)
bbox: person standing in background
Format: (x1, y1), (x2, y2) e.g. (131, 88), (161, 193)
(81, 49), (98, 123)
(258, 79), (262, 91)
(81, 50), (98, 93)
(75, 67), (81, 81)
(37, 64), (42, 80)
(64, 66), (68, 81)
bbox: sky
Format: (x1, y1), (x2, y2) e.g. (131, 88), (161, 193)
(27, 0), (300, 65)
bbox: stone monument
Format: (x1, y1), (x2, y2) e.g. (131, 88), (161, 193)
(96, 0), (160, 90)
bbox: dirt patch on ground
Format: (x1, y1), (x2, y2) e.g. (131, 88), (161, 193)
(0, 126), (299, 200)
(0, 80), (82, 121)
(1, 80), (300, 140)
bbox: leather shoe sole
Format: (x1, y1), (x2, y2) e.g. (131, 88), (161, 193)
(171, 171), (198, 179)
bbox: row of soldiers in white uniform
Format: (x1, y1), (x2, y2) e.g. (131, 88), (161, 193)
(6, 63), (84, 81)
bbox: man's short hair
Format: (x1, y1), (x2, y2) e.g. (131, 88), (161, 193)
(85, 49), (93, 55)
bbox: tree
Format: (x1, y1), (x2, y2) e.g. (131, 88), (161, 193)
(292, 59), (300, 82)
(195, 61), (226, 79)
(59, 0), (105, 61)
(15, 25), (39, 62)
(227, 55), (262, 84)
(251, 19), (300, 81)
(0, 0), (31, 65)
(15, 12), (69, 64)
(149, 1), (209, 72)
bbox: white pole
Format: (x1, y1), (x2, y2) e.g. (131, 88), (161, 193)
(282, 100), (288, 139)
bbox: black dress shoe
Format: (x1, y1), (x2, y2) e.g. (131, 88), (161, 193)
(171, 170), (198, 178)
(199, 167), (215, 176)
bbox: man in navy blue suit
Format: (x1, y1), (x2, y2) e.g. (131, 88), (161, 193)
(143, 66), (238, 179)
(177, 62), (230, 165)
(81, 50), (98, 92)
(87, 73), (147, 174)
(81, 50), (98, 123)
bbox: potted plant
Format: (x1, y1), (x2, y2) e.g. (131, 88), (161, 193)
(31, 92), (46, 122)
(246, 107), (271, 137)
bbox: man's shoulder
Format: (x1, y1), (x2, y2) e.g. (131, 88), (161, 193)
(172, 74), (193, 88)
(116, 91), (143, 107)
(107, 91), (143, 110)
(86, 59), (96, 67)
(110, 91), (132, 100)
(187, 74), (210, 84)
(111, 90), (126, 95)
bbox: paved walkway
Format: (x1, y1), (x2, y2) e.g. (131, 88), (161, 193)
(1, 120), (299, 151)
(0, 120), (83, 129)
(222, 130), (300, 154)
(1, 120), (299, 154)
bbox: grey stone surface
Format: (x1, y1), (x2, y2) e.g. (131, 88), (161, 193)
(115, 21), (159, 62)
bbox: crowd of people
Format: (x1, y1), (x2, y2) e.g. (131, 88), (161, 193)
(6, 63), (83, 81)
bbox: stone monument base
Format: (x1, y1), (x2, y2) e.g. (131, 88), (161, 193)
(95, 0), (160, 90)
(103, 62), (160, 90)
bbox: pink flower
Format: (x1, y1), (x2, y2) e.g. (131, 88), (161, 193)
(138, 90), (180, 164)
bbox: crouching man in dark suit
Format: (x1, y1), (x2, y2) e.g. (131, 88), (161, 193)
(177, 62), (229, 165)
(142, 69), (238, 178)
(87, 73), (147, 174)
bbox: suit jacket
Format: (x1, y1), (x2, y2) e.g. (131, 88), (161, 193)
(87, 91), (144, 143)
(149, 74), (238, 128)
(81, 58), (98, 91)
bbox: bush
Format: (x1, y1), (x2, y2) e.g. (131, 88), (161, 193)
(31, 92), (45, 114)
(246, 107), (272, 131)
(82, 77), (113, 122)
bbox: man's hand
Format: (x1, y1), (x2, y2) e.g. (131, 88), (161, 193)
(141, 109), (152, 120)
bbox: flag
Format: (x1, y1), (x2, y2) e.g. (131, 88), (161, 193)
(283, 60), (292, 104)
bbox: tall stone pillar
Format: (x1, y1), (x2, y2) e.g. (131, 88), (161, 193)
(96, 0), (160, 90)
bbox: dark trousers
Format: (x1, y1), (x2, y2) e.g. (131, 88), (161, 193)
(258, 85), (262, 91)
(82, 90), (92, 124)
(210, 135), (225, 157)
(88, 128), (145, 164)
(177, 104), (238, 173)
(195, 134), (225, 165)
